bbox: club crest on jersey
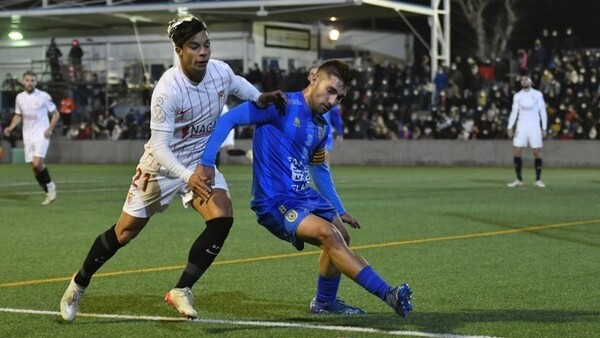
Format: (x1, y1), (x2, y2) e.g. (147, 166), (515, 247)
(152, 105), (166, 124)
(218, 90), (225, 100)
(294, 117), (301, 128)
(285, 209), (298, 222)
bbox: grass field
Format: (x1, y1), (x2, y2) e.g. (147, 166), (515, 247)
(0, 164), (598, 338)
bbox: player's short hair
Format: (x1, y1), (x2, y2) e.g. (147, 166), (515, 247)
(22, 70), (36, 79)
(167, 14), (208, 48)
(317, 59), (353, 87)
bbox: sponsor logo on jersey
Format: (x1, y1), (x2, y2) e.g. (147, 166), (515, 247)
(294, 117), (301, 127)
(189, 120), (217, 138)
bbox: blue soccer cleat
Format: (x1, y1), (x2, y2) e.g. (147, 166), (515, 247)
(309, 298), (366, 315)
(386, 284), (413, 318)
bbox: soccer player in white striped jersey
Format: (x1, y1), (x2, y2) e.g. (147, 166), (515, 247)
(507, 74), (548, 188)
(60, 14), (287, 321)
(3, 70), (59, 205)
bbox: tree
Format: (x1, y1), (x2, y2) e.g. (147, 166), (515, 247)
(454, 0), (519, 59)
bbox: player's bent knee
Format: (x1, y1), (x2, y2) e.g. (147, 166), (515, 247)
(316, 225), (345, 250)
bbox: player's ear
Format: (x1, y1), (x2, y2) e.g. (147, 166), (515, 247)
(175, 46), (183, 57)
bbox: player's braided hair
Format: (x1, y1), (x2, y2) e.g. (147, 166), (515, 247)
(167, 14), (208, 48)
(317, 59), (353, 86)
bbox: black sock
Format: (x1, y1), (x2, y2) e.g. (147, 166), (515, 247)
(74, 225), (123, 287)
(535, 158), (542, 181)
(514, 157), (523, 181)
(35, 167), (51, 192)
(175, 217), (233, 289)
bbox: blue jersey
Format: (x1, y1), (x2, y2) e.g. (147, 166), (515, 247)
(200, 91), (346, 214)
(323, 105), (343, 152)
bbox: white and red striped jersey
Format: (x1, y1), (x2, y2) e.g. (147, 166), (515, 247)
(14, 89), (57, 140)
(146, 59), (261, 173)
(507, 88), (547, 131)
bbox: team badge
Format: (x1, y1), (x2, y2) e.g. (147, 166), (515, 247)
(285, 209), (298, 222)
(152, 105), (166, 124)
(218, 90), (225, 99)
(294, 117), (301, 127)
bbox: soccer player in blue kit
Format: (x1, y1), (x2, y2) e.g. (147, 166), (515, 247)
(196, 60), (413, 317)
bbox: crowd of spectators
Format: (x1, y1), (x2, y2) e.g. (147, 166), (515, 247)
(239, 28), (599, 141)
(2, 28), (598, 142)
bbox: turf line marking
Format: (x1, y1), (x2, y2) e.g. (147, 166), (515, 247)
(1, 219), (597, 288)
(0, 307), (498, 338)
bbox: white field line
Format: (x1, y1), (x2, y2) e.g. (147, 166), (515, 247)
(0, 307), (500, 338)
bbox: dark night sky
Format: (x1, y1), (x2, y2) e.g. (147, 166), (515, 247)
(372, 0), (597, 58)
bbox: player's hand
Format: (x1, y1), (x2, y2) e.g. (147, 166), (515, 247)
(257, 90), (288, 110)
(44, 129), (52, 139)
(542, 129), (547, 138)
(3, 128), (11, 137)
(507, 129), (514, 139)
(189, 167), (214, 200)
(341, 213), (361, 229)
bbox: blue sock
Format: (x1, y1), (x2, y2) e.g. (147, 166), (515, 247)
(315, 274), (341, 304)
(355, 265), (391, 301)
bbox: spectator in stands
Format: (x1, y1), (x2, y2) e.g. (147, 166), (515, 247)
(46, 37), (63, 81)
(68, 39), (84, 81)
(59, 92), (76, 136)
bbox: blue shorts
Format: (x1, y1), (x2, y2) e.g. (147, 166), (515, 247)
(252, 192), (337, 251)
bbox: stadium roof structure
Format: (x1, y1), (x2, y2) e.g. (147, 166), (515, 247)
(1, 0), (449, 74)
(0, 0), (431, 38)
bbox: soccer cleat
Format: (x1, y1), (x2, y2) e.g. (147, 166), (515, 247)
(309, 298), (366, 315)
(165, 287), (198, 319)
(42, 182), (57, 205)
(385, 284), (413, 318)
(534, 180), (546, 188)
(507, 180), (524, 188)
(60, 277), (86, 321)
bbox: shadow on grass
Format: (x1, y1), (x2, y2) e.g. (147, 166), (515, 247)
(67, 292), (599, 336)
(0, 193), (30, 201)
(310, 308), (600, 333)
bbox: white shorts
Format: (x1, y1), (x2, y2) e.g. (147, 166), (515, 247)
(513, 126), (543, 149)
(122, 152), (228, 218)
(23, 136), (50, 162)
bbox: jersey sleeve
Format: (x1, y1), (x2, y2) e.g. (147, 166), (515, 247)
(507, 93), (519, 129)
(309, 162), (346, 216)
(14, 93), (23, 115)
(329, 105), (343, 135)
(219, 61), (261, 102)
(150, 75), (178, 133)
(42, 91), (57, 113)
(200, 102), (280, 166)
(538, 91), (548, 130)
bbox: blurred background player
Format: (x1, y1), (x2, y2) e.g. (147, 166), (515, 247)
(507, 74), (548, 188)
(3, 70), (59, 204)
(59, 14), (287, 321)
